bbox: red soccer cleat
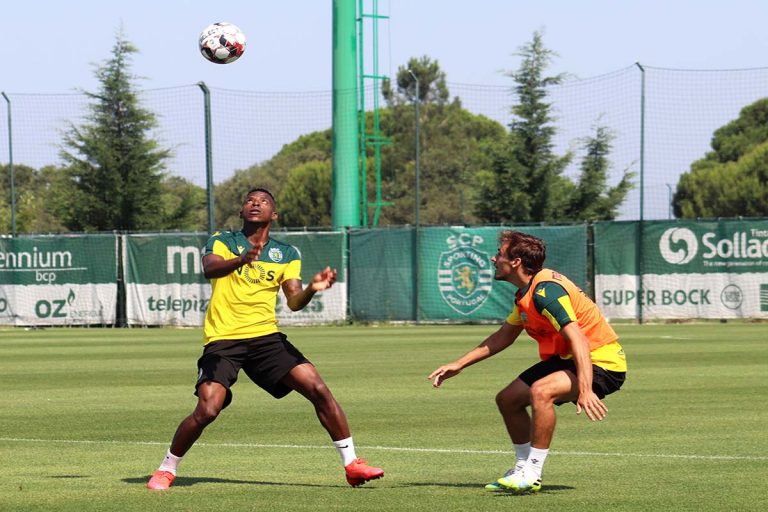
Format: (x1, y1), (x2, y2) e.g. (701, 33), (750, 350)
(344, 458), (384, 487)
(147, 470), (176, 490)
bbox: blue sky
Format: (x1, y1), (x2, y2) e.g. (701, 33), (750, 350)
(3, 0), (767, 220)
(4, 0), (767, 94)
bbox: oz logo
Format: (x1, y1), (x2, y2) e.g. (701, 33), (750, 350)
(438, 245), (493, 315)
(36, 289), (76, 318)
(659, 227), (698, 265)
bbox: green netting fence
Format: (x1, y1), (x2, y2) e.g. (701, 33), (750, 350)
(2, 222), (766, 327)
(3, 66), (768, 228)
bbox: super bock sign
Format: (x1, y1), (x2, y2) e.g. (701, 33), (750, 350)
(437, 233), (494, 315)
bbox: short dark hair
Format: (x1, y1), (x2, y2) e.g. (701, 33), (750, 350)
(499, 230), (546, 274)
(245, 188), (275, 204)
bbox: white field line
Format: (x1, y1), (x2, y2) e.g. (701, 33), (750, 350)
(0, 437), (766, 461)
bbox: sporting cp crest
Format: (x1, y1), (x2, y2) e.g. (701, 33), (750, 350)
(437, 245), (494, 315)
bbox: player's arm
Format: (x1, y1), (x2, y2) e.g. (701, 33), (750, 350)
(202, 243), (263, 279)
(534, 283), (607, 421)
(428, 321), (524, 388)
(281, 266), (337, 312)
(559, 322), (607, 421)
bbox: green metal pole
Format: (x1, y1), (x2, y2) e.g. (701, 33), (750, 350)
(407, 69), (421, 322)
(408, 71), (421, 230)
(1, 92), (15, 237)
(357, 0), (367, 226)
(332, 0), (360, 228)
(414, 77), (421, 323)
(635, 62), (646, 324)
(197, 82), (215, 234)
(358, 1), (390, 227)
(636, 63), (646, 224)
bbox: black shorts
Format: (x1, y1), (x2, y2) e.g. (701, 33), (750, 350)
(518, 356), (625, 403)
(195, 332), (310, 408)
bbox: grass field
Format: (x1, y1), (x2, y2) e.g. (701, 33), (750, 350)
(1, 323), (767, 511)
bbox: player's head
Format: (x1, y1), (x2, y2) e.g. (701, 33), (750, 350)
(240, 188), (277, 223)
(245, 188), (275, 205)
(498, 230), (546, 275)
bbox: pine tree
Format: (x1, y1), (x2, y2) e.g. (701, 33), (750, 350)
(565, 123), (635, 221)
(60, 29), (170, 231)
(476, 31), (572, 223)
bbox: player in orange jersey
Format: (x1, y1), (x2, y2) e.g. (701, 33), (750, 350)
(428, 230), (626, 493)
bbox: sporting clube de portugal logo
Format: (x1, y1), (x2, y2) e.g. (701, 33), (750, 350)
(438, 233), (494, 315)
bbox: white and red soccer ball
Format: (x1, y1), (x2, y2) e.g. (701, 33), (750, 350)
(199, 22), (246, 64)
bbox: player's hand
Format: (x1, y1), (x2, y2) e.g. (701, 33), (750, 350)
(239, 243), (264, 265)
(427, 364), (462, 388)
(310, 266), (337, 292)
(575, 391), (607, 421)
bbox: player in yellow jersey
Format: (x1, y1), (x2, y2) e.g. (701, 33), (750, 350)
(428, 230), (626, 494)
(148, 188), (383, 490)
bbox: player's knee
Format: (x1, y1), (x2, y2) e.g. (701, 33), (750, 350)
(193, 404), (221, 426)
(307, 381), (332, 402)
(529, 382), (555, 405)
(495, 388), (526, 410)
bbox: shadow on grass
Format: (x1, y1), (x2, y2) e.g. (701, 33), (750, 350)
(124, 475), (347, 489)
(401, 482), (575, 493)
(490, 484), (575, 496)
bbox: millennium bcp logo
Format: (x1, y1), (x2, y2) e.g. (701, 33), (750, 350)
(659, 227), (698, 265)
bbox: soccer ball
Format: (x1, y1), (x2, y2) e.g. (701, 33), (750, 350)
(199, 22), (246, 64)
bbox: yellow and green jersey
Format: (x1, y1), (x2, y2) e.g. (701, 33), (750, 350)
(202, 231), (301, 344)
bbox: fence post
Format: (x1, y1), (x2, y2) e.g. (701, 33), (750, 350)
(407, 69), (421, 322)
(1, 92), (15, 237)
(635, 62), (646, 324)
(197, 82), (215, 234)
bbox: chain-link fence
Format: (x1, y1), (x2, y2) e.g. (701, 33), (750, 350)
(2, 65), (767, 228)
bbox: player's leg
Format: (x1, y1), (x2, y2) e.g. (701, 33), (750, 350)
(169, 381), (229, 455)
(498, 368), (576, 493)
(148, 340), (244, 491)
(529, 369), (577, 448)
(495, 378), (533, 445)
(147, 381), (228, 490)
(485, 378), (532, 490)
(281, 363), (384, 487)
(282, 363), (350, 439)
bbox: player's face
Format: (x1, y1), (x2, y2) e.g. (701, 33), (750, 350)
(492, 242), (519, 281)
(241, 191), (277, 223)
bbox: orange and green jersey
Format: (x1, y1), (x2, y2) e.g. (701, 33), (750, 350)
(506, 269), (626, 372)
(202, 231), (301, 344)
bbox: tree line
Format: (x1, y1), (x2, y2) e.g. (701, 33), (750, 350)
(1, 31), (764, 235)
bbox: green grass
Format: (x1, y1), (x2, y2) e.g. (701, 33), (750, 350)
(1, 323), (767, 511)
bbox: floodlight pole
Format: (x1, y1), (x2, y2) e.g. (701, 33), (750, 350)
(1, 92), (15, 237)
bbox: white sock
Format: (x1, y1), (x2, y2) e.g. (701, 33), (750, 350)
(158, 449), (183, 475)
(525, 446), (549, 479)
(513, 442), (531, 472)
(333, 437), (357, 466)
